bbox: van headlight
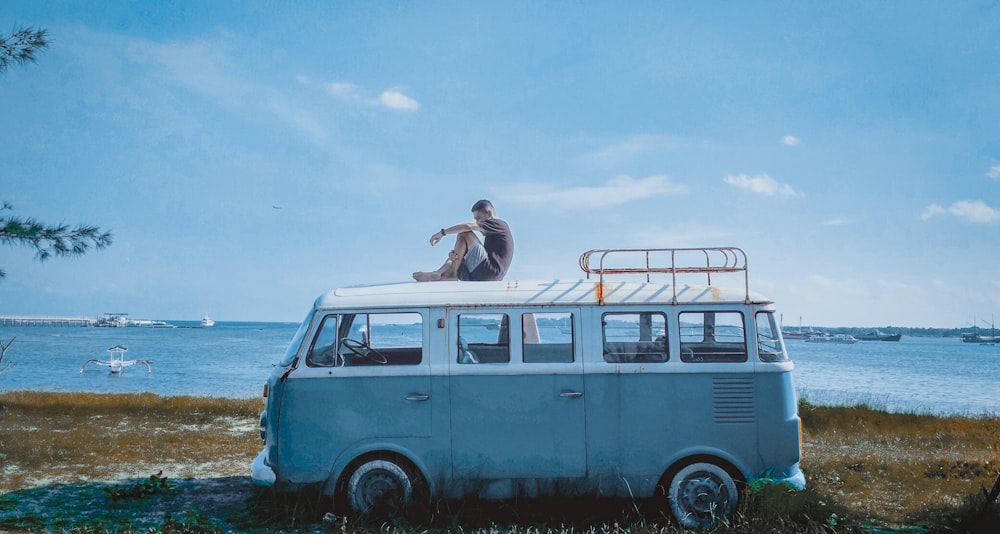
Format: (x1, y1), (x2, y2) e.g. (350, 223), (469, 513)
(258, 410), (267, 441)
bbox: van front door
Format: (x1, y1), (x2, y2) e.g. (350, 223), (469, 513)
(448, 311), (586, 479)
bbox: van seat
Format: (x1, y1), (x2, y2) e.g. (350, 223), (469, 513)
(523, 343), (573, 363)
(458, 337), (479, 364)
(682, 344), (747, 363)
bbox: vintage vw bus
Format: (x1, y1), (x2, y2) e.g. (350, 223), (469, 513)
(251, 247), (804, 528)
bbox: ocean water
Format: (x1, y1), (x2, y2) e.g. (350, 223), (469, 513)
(0, 322), (297, 398)
(788, 335), (1000, 416)
(1, 322), (997, 415)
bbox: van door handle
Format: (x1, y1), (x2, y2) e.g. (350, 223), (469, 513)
(559, 391), (583, 399)
(406, 394), (430, 402)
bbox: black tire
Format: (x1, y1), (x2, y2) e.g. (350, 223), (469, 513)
(668, 461), (739, 529)
(344, 456), (424, 516)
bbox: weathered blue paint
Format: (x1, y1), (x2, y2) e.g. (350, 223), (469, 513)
(250, 275), (805, 526)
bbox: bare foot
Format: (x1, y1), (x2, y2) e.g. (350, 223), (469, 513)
(413, 271), (442, 282)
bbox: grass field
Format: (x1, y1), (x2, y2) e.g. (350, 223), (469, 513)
(1, 391), (998, 533)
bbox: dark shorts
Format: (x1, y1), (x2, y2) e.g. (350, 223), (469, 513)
(457, 243), (488, 281)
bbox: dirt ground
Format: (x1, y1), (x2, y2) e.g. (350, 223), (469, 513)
(1, 476), (257, 531)
(2, 392), (999, 532)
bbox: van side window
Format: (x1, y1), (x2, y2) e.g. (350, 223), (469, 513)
(755, 311), (789, 362)
(457, 313), (510, 364)
(306, 315), (339, 367)
(602, 312), (668, 363)
(679, 311), (747, 363)
(522, 312), (574, 363)
(343, 312), (422, 366)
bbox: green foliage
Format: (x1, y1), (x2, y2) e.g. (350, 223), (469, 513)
(0, 511), (47, 531)
(104, 471), (176, 501)
(0, 25), (47, 72)
(1, 201), (113, 280)
(161, 509), (223, 534)
(2, 26), (113, 281)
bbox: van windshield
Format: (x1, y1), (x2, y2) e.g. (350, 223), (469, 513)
(278, 312), (312, 367)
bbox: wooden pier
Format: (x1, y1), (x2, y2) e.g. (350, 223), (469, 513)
(0, 315), (96, 327)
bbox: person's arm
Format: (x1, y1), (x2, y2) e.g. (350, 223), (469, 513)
(430, 222), (480, 246)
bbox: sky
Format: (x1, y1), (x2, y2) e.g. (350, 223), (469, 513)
(2, 1), (999, 328)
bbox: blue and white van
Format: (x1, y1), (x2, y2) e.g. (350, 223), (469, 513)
(251, 247), (805, 528)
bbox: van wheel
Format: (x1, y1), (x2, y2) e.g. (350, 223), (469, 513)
(345, 456), (423, 516)
(668, 462), (738, 529)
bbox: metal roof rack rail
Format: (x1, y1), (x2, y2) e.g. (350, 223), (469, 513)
(578, 247), (750, 304)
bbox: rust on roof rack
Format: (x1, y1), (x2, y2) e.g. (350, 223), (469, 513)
(578, 247), (750, 304)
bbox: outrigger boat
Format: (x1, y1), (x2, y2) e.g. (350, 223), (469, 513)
(80, 345), (152, 374)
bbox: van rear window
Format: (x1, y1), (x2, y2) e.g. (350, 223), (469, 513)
(679, 311), (747, 363)
(602, 312), (668, 363)
(523, 312), (575, 363)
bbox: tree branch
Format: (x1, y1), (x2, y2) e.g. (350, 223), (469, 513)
(1, 26), (49, 72)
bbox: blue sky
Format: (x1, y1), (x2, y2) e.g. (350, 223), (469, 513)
(2, 1), (998, 328)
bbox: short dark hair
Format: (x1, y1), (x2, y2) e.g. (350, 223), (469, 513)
(471, 199), (494, 213)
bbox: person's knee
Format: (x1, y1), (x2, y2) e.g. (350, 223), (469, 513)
(455, 233), (476, 253)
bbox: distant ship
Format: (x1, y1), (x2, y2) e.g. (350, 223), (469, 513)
(781, 330), (810, 340)
(855, 330), (902, 342)
(201, 313), (215, 327)
(961, 316), (997, 345)
(806, 333), (858, 344)
(780, 315), (816, 340)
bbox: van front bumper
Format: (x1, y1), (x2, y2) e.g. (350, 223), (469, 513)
(776, 463), (806, 490)
(251, 449), (276, 486)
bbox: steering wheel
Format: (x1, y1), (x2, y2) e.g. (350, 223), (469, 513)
(342, 338), (388, 364)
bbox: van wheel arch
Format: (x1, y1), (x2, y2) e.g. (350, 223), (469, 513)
(330, 452), (428, 517)
(656, 456), (745, 529)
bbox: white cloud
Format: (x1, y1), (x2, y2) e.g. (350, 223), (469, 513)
(325, 82), (361, 100)
(920, 204), (947, 221)
(987, 165), (1000, 179)
(267, 97), (328, 144)
(781, 135), (800, 147)
(579, 134), (690, 167)
(501, 174), (687, 210)
(130, 38), (334, 144)
(948, 200), (1000, 223)
(822, 216), (851, 226)
(380, 89), (420, 111)
(129, 39), (244, 102)
(723, 173), (802, 198)
(323, 82), (419, 111)
(922, 200), (1000, 223)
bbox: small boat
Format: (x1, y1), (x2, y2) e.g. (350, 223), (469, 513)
(961, 315), (998, 344)
(806, 333), (858, 344)
(781, 330), (810, 340)
(201, 313), (215, 327)
(80, 345), (152, 374)
(780, 315), (814, 340)
(961, 332), (998, 344)
(855, 330), (902, 342)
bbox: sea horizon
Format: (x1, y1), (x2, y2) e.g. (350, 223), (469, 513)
(1, 321), (997, 416)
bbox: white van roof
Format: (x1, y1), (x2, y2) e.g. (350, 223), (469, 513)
(315, 247), (773, 309)
(314, 279), (773, 309)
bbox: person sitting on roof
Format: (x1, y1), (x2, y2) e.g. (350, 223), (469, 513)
(412, 199), (513, 282)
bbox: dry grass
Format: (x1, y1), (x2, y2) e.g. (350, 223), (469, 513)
(1, 392), (999, 532)
(800, 400), (1000, 529)
(0, 390), (262, 492)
